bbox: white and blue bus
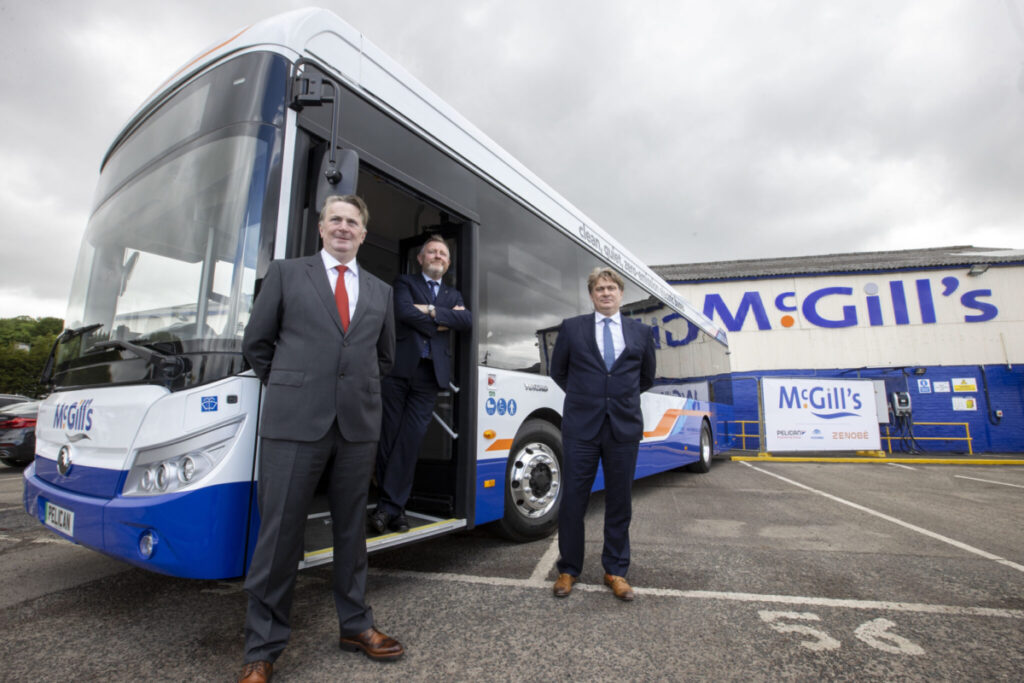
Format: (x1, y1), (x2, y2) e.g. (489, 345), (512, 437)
(24, 8), (732, 580)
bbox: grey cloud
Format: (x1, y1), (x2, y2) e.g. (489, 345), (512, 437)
(1, 0), (1022, 317)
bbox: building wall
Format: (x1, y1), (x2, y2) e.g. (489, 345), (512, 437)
(666, 263), (1024, 453)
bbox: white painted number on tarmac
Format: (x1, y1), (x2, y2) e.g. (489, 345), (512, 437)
(758, 611), (841, 651)
(854, 618), (925, 655)
(759, 611), (924, 655)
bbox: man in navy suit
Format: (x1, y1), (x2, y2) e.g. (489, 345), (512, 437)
(549, 267), (656, 602)
(370, 234), (472, 534)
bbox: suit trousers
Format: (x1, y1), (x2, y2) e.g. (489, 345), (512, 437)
(556, 417), (639, 578)
(243, 423), (376, 663)
(375, 359), (438, 518)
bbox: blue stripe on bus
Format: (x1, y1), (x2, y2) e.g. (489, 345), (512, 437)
(473, 418), (704, 527)
(34, 456), (125, 498)
(474, 458), (506, 525)
(24, 464), (254, 579)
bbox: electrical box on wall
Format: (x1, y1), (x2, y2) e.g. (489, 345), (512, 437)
(872, 380), (889, 423)
(891, 392), (912, 416)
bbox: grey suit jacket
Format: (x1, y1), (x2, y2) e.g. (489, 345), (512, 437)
(242, 254), (395, 443)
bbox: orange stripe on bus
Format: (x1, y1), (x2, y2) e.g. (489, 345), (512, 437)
(643, 409), (682, 438)
(485, 438), (514, 452)
(642, 409), (710, 438)
(154, 26), (252, 95)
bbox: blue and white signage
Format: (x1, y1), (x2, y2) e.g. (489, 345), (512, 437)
(762, 377), (880, 452)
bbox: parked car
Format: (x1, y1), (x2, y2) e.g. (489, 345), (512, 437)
(0, 393), (30, 409)
(0, 400), (39, 467)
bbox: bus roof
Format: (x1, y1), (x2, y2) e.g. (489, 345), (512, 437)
(113, 7), (725, 345)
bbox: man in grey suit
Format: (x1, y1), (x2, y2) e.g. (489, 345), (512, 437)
(238, 195), (400, 683)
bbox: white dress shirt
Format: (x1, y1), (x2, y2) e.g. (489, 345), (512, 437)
(321, 249), (359, 320)
(594, 311), (625, 362)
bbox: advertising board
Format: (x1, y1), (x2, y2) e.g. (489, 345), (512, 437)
(762, 377), (881, 452)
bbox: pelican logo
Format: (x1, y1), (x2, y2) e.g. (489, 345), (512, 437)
(57, 446), (72, 476)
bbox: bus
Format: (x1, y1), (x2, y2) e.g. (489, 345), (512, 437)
(24, 8), (732, 580)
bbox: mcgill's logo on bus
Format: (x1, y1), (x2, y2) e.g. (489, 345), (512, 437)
(52, 399), (95, 432)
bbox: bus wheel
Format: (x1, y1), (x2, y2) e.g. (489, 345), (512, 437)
(687, 421), (713, 473)
(496, 419), (563, 542)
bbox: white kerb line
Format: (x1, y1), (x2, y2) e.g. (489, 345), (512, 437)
(741, 461), (1024, 575)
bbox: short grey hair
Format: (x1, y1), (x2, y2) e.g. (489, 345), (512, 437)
(587, 267), (624, 293)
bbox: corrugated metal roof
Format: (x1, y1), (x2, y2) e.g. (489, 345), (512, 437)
(652, 245), (1024, 282)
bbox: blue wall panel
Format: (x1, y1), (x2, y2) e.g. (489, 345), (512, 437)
(723, 365), (1023, 454)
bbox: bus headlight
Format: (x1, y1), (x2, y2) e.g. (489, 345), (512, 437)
(139, 530), (158, 559)
(122, 419), (242, 497)
(179, 456), (196, 483)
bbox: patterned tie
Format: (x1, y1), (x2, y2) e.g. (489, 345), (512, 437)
(602, 318), (615, 370)
(428, 280), (438, 302)
(334, 265), (350, 332)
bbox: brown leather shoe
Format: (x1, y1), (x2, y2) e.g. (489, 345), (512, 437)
(604, 573), (636, 601)
(552, 572), (576, 597)
(339, 626), (404, 661)
(238, 660), (273, 683)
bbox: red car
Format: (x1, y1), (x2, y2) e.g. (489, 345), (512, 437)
(0, 400), (38, 467)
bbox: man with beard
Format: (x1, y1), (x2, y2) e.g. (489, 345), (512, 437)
(370, 234), (472, 534)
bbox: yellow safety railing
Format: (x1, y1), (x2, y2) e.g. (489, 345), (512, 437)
(726, 420), (763, 451)
(882, 421), (973, 455)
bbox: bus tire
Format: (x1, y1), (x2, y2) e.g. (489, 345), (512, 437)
(496, 419), (563, 542)
(686, 420), (713, 473)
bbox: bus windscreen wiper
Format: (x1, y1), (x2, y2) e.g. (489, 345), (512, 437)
(87, 339), (191, 382)
(40, 323), (105, 385)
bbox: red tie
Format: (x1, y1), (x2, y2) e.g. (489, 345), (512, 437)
(334, 265), (350, 332)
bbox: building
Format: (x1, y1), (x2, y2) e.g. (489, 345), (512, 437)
(652, 245), (1024, 454)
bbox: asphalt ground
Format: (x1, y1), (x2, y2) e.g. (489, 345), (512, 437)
(1, 456), (1022, 681)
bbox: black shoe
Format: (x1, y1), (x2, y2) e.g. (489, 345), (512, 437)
(368, 509), (389, 535)
(388, 514), (410, 533)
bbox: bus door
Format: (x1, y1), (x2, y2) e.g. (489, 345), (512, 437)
(298, 164), (474, 566)
(393, 228), (470, 522)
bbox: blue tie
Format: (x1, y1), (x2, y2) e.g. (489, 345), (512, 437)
(428, 280), (438, 302)
(602, 318), (615, 370)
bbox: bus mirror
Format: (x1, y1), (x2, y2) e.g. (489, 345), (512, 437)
(316, 148), (359, 212)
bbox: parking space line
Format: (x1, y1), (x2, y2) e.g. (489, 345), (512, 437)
(955, 475), (1024, 490)
(373, 568), (1024, 619)
(528, 537), (561, 585)
(887, 463), (917, 471)
(741, 462), (1024, 575)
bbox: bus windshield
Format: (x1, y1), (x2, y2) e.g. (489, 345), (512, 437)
(54, 52), (287, 389)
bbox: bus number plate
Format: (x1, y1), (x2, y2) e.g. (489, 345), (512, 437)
(44, 501), (75, 536)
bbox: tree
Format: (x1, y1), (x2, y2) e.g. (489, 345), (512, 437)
(0, 317), (64, 398)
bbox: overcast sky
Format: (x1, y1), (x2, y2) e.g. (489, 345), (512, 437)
(2, 0), (1023, 319)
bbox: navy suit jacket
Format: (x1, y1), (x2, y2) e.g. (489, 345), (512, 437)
(389, 274), (472, 389)
(550, 313), (656, 442)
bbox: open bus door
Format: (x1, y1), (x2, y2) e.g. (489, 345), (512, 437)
(299, 170), (474, 567)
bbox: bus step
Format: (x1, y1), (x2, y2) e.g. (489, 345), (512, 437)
(299, 511), (467, 569)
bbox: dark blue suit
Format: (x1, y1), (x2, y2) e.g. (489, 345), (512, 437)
(549, 313), (655, 577)
(375, 274), (471, 518)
